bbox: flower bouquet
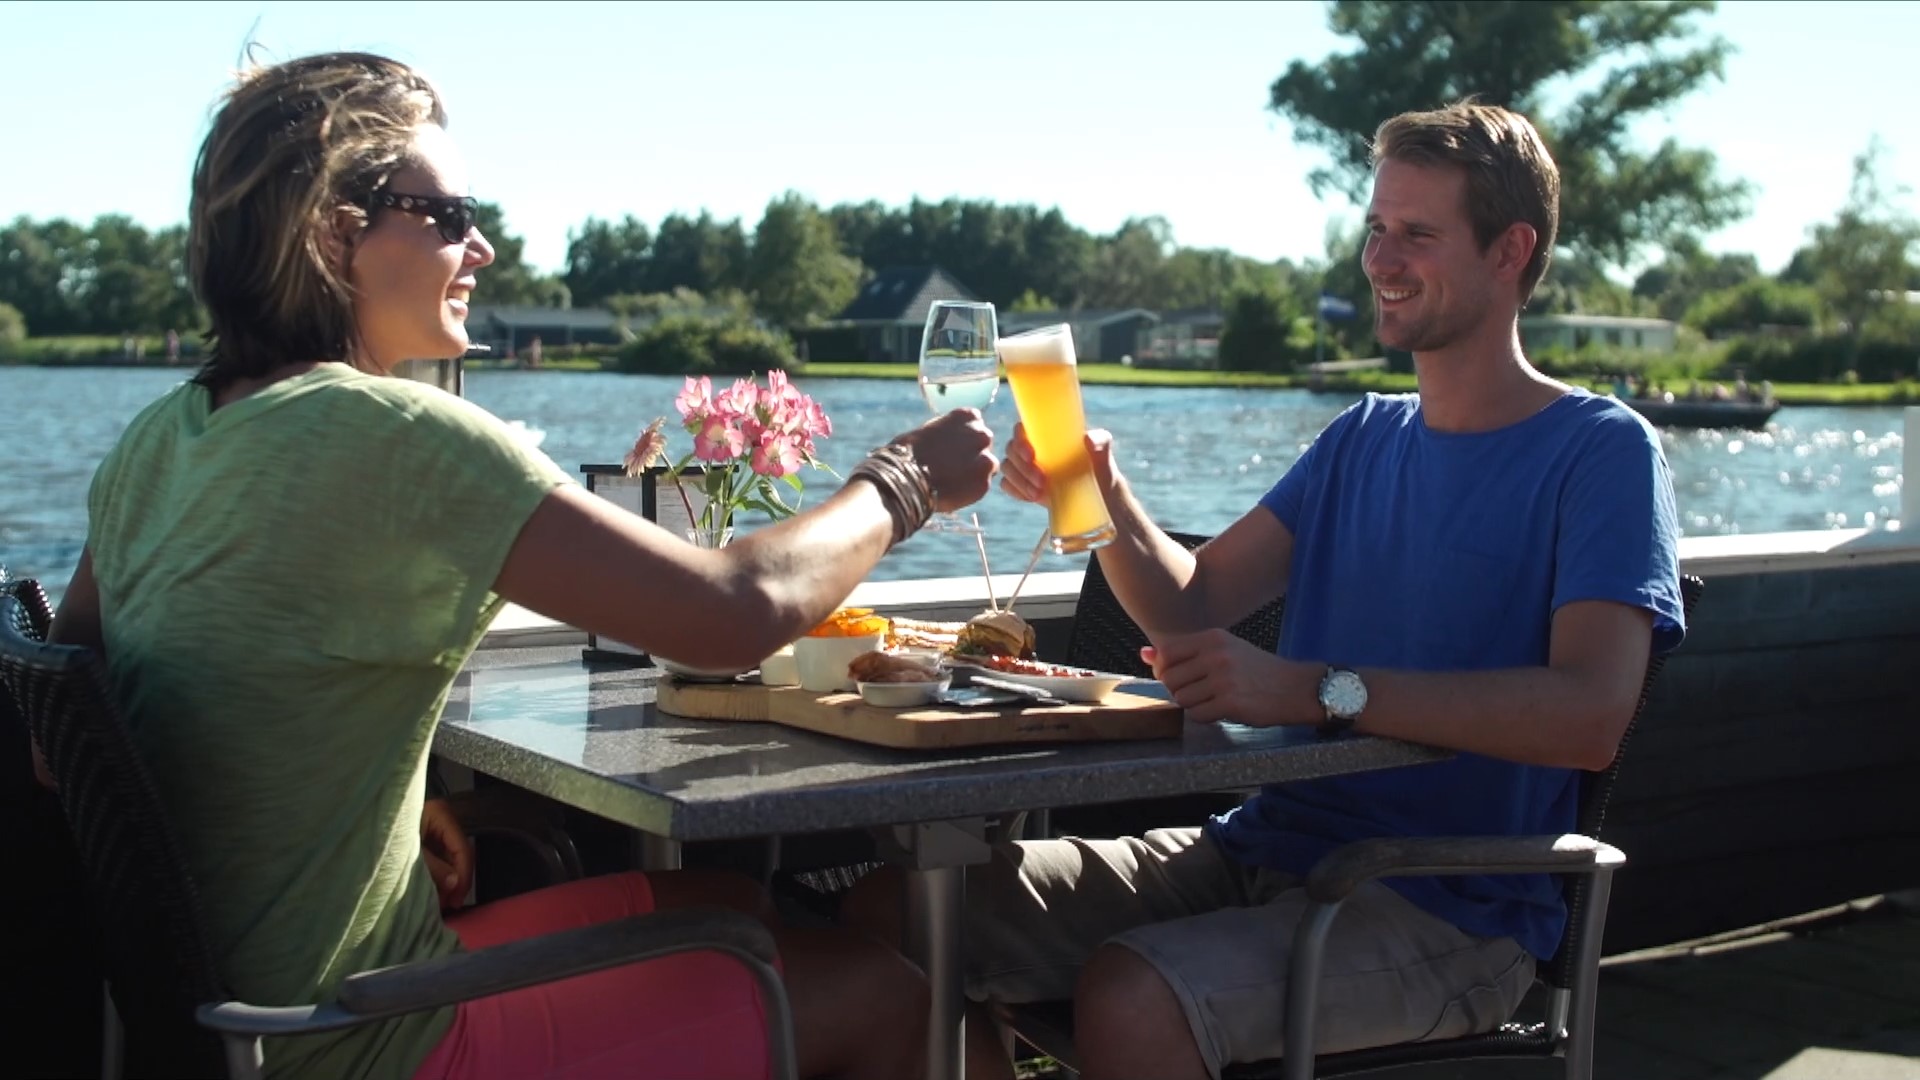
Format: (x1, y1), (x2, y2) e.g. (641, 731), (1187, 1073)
(625, 371), (836, 546)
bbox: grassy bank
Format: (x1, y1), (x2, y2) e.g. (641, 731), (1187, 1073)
(14, 344), (1920, 407)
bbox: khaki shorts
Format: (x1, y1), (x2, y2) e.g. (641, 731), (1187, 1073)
(964, 828), (1535, 1080)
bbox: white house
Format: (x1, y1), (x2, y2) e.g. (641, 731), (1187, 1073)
(1518, 314), (1677, 353)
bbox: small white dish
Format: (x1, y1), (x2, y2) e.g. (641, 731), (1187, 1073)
(952, 664), (1128, 704)
(653, 655), (754, 682)
(792, 633), (887, 692)
(857, 676), (953, 708)
(759, 646), (799, 687)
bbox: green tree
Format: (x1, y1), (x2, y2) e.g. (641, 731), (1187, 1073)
(644, 211), (748, 297)
(1684, 278), (1822, 338)
(1162, 248), (1285, 311)
(1293, 218), (1377, 363)
(472, 203), (566, 307)
(1631, 237), (1763, 321)
(1528, 253), (1651, 317)
(1268, 0), (1751, 272)
(1081, 217), (1175, 309)
(746, 192), (862, 330)
(564, 215), (654, 307)
(1010, 289), (1055, 313)
(1799, 137), (1919, 362)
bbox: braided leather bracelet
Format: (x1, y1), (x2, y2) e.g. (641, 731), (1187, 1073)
(848, 442), (935, 547)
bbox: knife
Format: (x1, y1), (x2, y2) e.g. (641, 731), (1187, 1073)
(966, 674), (1071, 707)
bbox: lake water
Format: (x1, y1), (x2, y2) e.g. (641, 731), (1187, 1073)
(2, 367), (1906, 603)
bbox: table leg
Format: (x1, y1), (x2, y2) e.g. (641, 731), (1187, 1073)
(879, 820), (992, 1080)
(906, 865), (967, 1080)
(634, 833), (682, 870)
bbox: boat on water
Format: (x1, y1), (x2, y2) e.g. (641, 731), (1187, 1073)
(1622, 396), (1780, 430)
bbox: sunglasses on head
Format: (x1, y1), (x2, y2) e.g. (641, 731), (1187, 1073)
(370, 189), (480, 245)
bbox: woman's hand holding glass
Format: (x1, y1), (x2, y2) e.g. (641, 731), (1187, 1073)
(891, 408), (1000, 513)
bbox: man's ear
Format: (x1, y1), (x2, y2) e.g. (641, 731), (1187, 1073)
(1494, 222), (1537, 285)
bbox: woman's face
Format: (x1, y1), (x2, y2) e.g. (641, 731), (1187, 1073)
(347, 124), (495, 374)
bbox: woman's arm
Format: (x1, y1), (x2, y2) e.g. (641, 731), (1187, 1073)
(494, 409), (999, 670)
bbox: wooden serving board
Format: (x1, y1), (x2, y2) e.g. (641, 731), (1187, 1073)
(656, 678), (1183, 750)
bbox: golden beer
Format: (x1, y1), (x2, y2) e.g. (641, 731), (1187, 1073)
(998, 325), (1115, 554)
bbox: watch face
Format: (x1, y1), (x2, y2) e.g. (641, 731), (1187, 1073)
(1322, 669), (1368, 718)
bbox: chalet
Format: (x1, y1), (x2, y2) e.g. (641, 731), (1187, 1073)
(802, 266), (980, 363)
(998, 309), (1159, 363)
(1519, 313), (1677, 353)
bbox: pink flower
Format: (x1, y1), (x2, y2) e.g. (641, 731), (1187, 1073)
(693, 413), (746, 462)
(752, 431), (805, 478)
(623, 417), (668, 476)
(675, 376), (713, 422)
(718, 377), (758, 420)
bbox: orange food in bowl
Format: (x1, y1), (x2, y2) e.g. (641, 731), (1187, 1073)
(806, 608), (891, 638)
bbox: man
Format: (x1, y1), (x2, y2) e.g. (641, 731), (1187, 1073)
(846, 102), (1685, 1080)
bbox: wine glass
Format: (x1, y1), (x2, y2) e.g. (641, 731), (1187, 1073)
(917, 300), (999, 534)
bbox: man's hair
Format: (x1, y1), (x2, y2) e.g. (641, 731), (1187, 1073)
(1370, 101), (1560, 304)
(187, 51), (447, 390)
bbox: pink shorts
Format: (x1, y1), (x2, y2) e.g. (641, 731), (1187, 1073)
(411, 872), (778, 1080)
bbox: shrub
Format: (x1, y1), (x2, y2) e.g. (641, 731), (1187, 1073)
(0, 302), (25, 347)
(1219, 287), (1311, 372)
(615, 315), (796, 376)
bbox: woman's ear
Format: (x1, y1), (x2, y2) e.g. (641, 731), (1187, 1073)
(322, 206), (365, 274)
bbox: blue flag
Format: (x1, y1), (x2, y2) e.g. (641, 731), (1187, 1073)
(1318, 293), (1358, 321)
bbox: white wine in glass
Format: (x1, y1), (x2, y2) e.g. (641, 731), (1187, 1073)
(918, 300), (999, 533)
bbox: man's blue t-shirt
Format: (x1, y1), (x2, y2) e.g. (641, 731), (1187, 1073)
(1206, 389), (1685, 960)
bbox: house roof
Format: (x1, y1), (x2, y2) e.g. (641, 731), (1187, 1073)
(1519, 314), (1675, 330)
(1154, 308), (1226, 327)
(467, 305), (621, 331)
(833, 266), (978, 323)
(999, 308), (1159, 334)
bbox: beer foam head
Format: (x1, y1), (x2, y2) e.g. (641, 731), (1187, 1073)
(996, 323), (1076, 366)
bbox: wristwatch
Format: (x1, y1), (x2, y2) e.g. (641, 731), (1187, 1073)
(1317, 666), (1368, 735)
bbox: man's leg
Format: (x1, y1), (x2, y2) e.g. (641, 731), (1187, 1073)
(1087, 871), (1537, 1080)
(842, 827), (1245, 1080)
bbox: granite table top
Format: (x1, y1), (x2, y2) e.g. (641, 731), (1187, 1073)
(434, 645), (1451, 841)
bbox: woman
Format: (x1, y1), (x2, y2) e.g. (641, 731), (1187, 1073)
(47, 51), (996, 1080)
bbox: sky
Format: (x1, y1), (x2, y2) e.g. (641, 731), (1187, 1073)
(2, 0), (1915, 280)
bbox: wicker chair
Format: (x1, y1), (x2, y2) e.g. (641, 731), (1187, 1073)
(1010, 575), (1705, 1080)
(1063, 530), (1286, 677)
(1036, 531), (1284, 841)
(0, 590), (799, 1080)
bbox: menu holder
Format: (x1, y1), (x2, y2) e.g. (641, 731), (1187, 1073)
(578, 464), (713, 665)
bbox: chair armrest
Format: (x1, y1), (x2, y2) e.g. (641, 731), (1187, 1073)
(1306, 834), (1624, 904)
(197, 907), (780, 1035)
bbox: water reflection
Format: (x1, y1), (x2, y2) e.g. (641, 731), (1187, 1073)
(0, 368), (1907, 598)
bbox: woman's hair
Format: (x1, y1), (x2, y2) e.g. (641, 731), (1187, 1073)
(187, 51), (446, 389)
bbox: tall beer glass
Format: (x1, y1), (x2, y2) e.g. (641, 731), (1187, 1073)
(998, 324), (1115, 554)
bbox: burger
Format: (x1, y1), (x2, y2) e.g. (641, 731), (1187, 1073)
(953, 609), (1036, 660)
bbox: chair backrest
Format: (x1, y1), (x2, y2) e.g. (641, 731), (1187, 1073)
(1065, 531), (1287, 676)
(1543, 573), (1705, 988)
(0, 589), (228, 1074)
(2, 574), (56, 797)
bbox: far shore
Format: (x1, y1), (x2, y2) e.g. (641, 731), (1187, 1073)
(8, 354), (1920, 407)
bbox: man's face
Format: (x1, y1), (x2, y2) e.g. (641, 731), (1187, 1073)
(1361, 159), (1510, 354)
